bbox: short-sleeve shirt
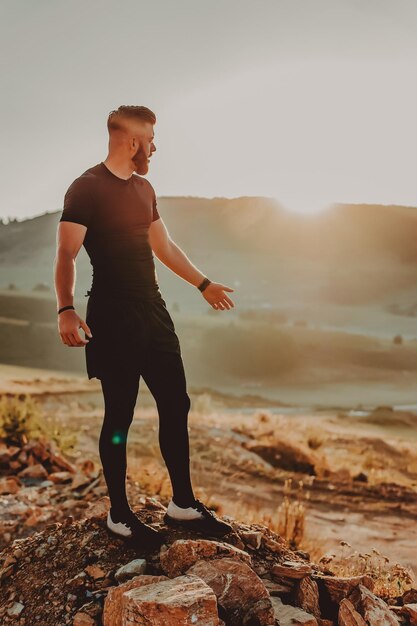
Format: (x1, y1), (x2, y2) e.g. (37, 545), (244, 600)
(60, 161), (161, 299)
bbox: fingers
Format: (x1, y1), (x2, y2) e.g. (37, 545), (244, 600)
(60, 331), (89, 347)
(72, 331), (89, 346)
(79, 319), (93, 338)
(215, 297), (234, 310)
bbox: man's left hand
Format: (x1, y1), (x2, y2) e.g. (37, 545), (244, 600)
(201, 282), (235, 310)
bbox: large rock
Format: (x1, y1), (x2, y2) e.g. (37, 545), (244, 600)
(315, 574), (374, 604)
(295, 575), (321, 619)
(271, 596), (318, 625)
(121, 574), (219, 625)
(338, 598), (367, 625)
(272, 560), (313, 581)
(159, 538), (252, 577)
(187, 557), (274, 626)
(103, 575), (169, 625)
(348, 584), (400, 625)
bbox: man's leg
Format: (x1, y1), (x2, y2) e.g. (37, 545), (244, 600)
(140, 349), (196, 508)
(99, 371), (140, 515)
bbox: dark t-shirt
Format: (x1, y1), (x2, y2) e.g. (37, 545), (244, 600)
(60, 162), (161, 299)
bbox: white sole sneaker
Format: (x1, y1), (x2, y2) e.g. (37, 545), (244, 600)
(106, 510), (133, 538)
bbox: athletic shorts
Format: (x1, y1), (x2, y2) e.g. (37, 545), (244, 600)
(83, 292), (182, 380)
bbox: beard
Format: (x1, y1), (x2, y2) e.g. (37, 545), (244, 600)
(132, 145), (149, 174)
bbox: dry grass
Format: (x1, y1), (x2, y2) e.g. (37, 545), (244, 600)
(208, 476), (309, 550)
(316, 540), (416, 598)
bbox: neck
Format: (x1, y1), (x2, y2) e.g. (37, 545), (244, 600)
(103, 156), (134, 180)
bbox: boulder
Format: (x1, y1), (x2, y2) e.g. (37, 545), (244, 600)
(121, 574), (219, 625)
(159, 538), (252, 577)
(103, 574), (169, 625)
(187, 557), (274, 625)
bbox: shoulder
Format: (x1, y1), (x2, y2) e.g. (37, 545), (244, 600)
(65, 164), (101, 196)
(133, 174), (155, 195)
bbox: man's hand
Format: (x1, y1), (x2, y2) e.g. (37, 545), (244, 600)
(202, 282), (235, 310)
(58, 310), (92, 347)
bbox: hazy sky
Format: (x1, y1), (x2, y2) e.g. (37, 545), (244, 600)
(2, 0), (417, 217)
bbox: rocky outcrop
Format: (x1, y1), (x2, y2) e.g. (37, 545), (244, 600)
(0, 495), (414, 625)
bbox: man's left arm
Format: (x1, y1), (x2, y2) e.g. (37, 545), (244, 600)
(149, 218), (235, 311)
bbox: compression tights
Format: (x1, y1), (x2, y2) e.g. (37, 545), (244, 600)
(98, 350), (196, 514)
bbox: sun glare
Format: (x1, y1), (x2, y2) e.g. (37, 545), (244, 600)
(277, 191), (334, 216)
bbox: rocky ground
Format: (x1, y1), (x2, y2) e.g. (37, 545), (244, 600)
(0, 436), (416, 625)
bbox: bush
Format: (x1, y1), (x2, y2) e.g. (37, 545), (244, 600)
(0, 393), (77, 453)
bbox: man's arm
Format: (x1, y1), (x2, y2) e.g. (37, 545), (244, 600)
(54, 222), (92, 345)
(149, 218), (235, 310)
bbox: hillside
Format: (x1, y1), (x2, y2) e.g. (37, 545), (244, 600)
(2, 198), (417, 310)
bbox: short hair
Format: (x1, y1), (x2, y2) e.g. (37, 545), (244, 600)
(107, 105), (156, 133)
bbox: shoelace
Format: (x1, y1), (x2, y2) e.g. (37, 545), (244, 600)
(193, 499), (217, 519)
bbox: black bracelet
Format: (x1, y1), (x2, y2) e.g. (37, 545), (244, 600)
(58, 305), (75, 315)
(197, 277), (211, 292)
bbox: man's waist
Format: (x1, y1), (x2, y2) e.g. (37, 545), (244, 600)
(85, 282), (161, 301)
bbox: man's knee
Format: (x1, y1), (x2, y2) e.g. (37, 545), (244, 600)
(158, 391), (191, 414)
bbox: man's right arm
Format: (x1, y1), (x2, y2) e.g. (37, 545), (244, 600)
(54, 222), (92, 347)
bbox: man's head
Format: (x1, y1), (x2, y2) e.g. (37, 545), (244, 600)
(107, 105), (156, 175)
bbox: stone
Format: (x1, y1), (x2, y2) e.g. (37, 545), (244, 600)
(0, 475), (21, 494)
(85, 565), (106, 580)
(84, 496), (109, 519)
(103, 575), (169, 625)
(401, 603), (417, 625)
(121, 574), (219, 625)
(348, 584), (400, 625)
(314, 574), (374, 605)
(187, 557), (274, 626)
(73, 611), (96, 625)
(6, 601), (25, 616)
(159, 538), (252, 577)
(262, 578), (293, 595)
(403, 589), (417, 604)
(271, 596), (318, 625)
(17, 463), (48, 479)
(71, 471), (92, 490)
(115, 559), (147, 583)
(338, 598), (367, 625)
(295, 575), (321, 618)
(272, 560), (313, 580)
(48, 471), (73, 483)
(240, 531), (263, 549)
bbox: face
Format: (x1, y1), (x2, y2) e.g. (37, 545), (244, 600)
(130, 122), (156, 175)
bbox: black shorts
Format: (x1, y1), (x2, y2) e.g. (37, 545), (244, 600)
(83, 293), (181, 380)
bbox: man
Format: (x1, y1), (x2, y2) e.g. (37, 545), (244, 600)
(54, 105), (235, 548)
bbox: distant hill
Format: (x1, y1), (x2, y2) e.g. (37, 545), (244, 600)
(1, 197), (417, 308)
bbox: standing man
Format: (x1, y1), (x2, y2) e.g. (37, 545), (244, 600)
(54, 106), (235, 547)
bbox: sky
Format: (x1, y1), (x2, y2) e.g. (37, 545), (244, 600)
(1, 0), (417, 218)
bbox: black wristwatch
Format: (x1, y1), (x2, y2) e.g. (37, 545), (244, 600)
(197, 277), (211, 292)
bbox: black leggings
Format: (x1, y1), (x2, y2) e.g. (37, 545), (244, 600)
(99, 350), (195, 513)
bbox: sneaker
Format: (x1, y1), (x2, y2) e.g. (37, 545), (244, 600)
(107, 508), (165, 548)
(163, 498), (233, 537)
